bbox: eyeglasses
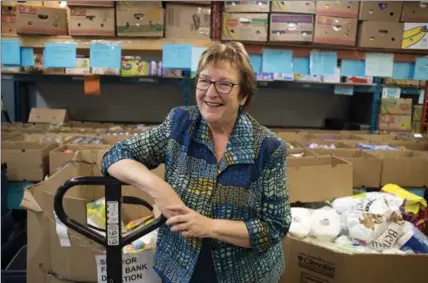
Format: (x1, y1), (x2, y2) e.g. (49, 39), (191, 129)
(195, 77), (239, 95)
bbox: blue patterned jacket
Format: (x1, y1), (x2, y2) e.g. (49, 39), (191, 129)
(101, 106), (291, 283)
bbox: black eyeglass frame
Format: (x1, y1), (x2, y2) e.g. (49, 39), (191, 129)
(195, 76), (240, 95)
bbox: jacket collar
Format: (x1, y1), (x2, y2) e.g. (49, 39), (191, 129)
(192, 108), (255, 168)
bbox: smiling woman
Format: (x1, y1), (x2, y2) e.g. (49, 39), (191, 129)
(101, 41), (291, 283)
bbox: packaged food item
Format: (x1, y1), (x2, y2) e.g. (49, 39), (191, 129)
(307, 143), (336, 149)
(396, 221), (428, 254)
(357, 144), (398, 151)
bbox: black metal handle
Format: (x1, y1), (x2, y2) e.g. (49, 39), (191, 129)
(53, 176), (166, 247)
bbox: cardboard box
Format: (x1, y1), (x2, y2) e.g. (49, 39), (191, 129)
(116, 1), (164, 37)
(42, 1), (66, 8)
(412, 121), (422, 133)
(271, 1), (315, 14)
(224, 1), (270, 12)
(311, 149), (382, 187)
(359, 1), (404, 22)
(22, 158), (165, 283)
(1, 5), (17, 34)
(1, 141), (58, 181)
(314, 16), (357, 46)
(165, 3), (211, 39)
(269, 13), (314, 42)
(66, 1), (114, 7)
(402, 22), (428, 50)
(28, 108), (69, 124)
(401, 2), (428, 22)
(222, 12), (268, 41)
(358, 21), (404, 49)
(375, 151), (428, 186)
(281, 235), (428, 283)
(316, 1), (359, 19)
(287, 156), (353, 202)
(68, 7), (115, 36)
(16, 4), (67, 35)
(380, 98), (413, 115)
(384, 78), (424, 87)
(378, 114), (412, 132)
(413, 105), (423, 122)
(49, 144), (111, 175)
(389, 140), (428, 151)
(65, 58), (90, 75)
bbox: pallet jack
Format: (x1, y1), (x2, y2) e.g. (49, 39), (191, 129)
(54, 176), (166, 283)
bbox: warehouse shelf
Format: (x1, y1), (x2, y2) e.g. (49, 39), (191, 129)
(1, 34), (214, 51)
(3, 35), (427, 63)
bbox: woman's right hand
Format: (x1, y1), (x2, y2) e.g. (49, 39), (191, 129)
(107, 160), (185, 218)
(150, 182), (185, 219)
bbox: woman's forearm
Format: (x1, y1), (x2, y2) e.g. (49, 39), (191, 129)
(107, 159), (164, 199)
(210, 219), (252, 248)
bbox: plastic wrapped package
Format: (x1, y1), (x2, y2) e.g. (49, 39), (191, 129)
(289, 208), (312, 239)
(307, 143), (336, 149)
(395, 221), (428, 254)
(310, 207), (341, 242)
(357, 144), (398, 151)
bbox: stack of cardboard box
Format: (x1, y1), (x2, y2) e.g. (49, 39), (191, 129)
(313, 1), (359, 46)
(269, 1), (315, 43)
(378, 98), (413, 132)
(221, 1), (269, 41)
(401, 2), (428, 50)
(412, 104), (423, 133)
(358, 1), (404, 49)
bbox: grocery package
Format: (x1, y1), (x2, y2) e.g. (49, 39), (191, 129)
(381, 184), (428, 233)
(67, 136), (105, 144)
(357, 144), (398, 151)
(307, 143), (336, 149)
(292, 190), (428, 255)
(87, 198), (158, 254)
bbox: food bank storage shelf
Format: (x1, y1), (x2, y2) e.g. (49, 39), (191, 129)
(1, 35), (214, 51)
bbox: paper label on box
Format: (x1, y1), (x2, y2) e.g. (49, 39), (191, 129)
(96, 251), (161, 283)
(53, 211), (71, 247)
(419, 89), (425, 104)
(382, 87), (401, 99)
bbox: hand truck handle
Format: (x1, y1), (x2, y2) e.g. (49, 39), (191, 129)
(53, 176), (166, 247)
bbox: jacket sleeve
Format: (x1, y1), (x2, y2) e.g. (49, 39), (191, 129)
(245, 139), (292, 252)
(101, 108), (176, 176)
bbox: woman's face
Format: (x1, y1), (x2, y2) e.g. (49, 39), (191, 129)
(196, 60), (245, 128)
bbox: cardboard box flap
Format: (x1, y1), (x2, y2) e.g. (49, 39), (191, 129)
(20, 188), (43, 212)
(29, 108), (68, 124)
(287, 156), (353, 203)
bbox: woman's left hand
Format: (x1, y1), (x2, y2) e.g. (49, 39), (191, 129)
(165, 205), (214, 239)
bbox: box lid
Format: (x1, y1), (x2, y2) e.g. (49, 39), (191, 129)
(28, 108), (68, 124)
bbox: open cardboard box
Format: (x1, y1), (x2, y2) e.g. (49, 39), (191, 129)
(374, 151), (428, 187)
(288, 149), (317, 159)
(281, 233), (428, 283)
(1, 141), (58, 181)
(280, 154), (427, 283)
(21, 155), (165, 283)
(49, 144), (111, 175)
(310, 149), (382, 188)
(287, 156), (353, 202)
(302, 140), (354, 149)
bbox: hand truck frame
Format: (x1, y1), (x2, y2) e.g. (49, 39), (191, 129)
(54, 176), (166, 283)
